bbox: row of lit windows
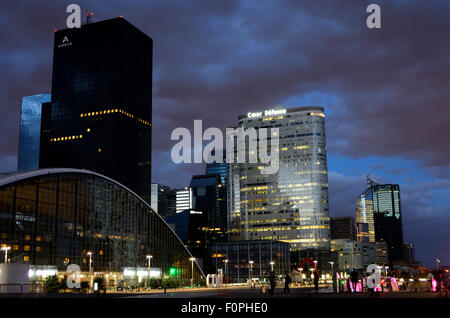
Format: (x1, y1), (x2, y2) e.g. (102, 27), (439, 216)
(247, 225), (329, 232)
(1, 234), (42, 241)
(50, 135), (83, 142)
(80, 108), (151, 126)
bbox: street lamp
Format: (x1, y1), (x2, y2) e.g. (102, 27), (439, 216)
(249, 260), (254, 286)
(329, 262), (335, 292)
(190, 257), (195, 288)
(146, 255), (153, 288)
(87, 251), (93, 291)
(1, 246), (11, 263)
(224, 259), (229, 285)
(270, 261), (275, 272)
(299, 268), (304, 285)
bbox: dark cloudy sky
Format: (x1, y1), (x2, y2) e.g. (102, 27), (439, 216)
(0, 0), (449, 267)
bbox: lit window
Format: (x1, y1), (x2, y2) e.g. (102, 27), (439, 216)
(25, 235), (31, 240)
(13, 245), (19, 251)
(87, 128), (90, 132)
(36, 236), (41, 242)
(80, 135), (83, 138)
(24, 256), (30, 262)
(24, 245), (30, 251)
(80, 114), (83, 117)
(99, 250), (104, 255)
(36, 246), (41, 252)
(98, 148), (102, 152)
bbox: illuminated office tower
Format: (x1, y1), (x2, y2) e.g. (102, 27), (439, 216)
(355, 176), (404, 263)
(17, 94), (51, 171)
(39, 17), (152, 202)
(232, 106), (330, 251)
(355, 175), (376, 243)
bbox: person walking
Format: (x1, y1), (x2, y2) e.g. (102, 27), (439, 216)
(314, 271), (319, 293)
(283, 272), (292, 296)
(350, 270), (359, 292)
(269, 271), (276, 297)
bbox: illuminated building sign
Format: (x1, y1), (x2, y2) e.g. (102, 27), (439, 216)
(247, 108), (286, 118)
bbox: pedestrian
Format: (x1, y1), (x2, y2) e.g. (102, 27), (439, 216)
(314, 271), (319, 293)
(283, 272), (292, 296)
(269, 271), (276, 296)
(350, 270), (358, 292)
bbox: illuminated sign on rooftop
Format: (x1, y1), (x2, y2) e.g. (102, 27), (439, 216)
(247, 108), (286, 118)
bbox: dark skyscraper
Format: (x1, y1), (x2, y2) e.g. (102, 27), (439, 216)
(17, 94), (51, 171)
(330, 216), (357, 241)
(372, 184), (403, 263)
(39, 17), (152, 202)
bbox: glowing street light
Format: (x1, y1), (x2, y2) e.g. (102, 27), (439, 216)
(270, 261), (275, 272)
(249, 260), (254, 285)
(87, 251), (93, 290)
(146, 255), (153, 288)
(436, 258), (440, 272)
(224, 259), (229, 285)
(1, 246), (11, 263)
(190, 257), (196, 288)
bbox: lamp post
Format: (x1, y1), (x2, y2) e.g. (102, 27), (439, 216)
(299, 268), (304, 286)
(224, 259), (229, 285)
(270, 261), (275, 272)
(329, 262), (335, 292)
(190, 257), (195, 288)
(146, 255), (153, 288)
(1, 246), (11, 263)
(249, 260), (254, 286)
(87, 251), (93, 291)
(436, 258), (440, 272)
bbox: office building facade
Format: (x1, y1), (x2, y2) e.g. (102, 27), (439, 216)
(330, 216), (357, 241)
(0, 169), (204, 285)
(231, 106), (330, 251)
(356, 177), (403, 264)
(17, 94), (51, 171)
(150, 183), (177, 218)
(39, 17), (152, 203)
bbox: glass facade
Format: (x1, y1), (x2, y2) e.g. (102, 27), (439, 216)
(205, 149), (228, 185)
(0, 169), (204, 285)
(355, 191), (375, 243)
(231, 106), (330, 251)
(211, 240), (290, 283)
(39, 18), (152, 203)
(17, 94), (51, 171)
(355, 182), (403, 263)
(150, 183), (177, 218)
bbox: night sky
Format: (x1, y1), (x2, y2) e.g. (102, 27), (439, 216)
(0, 0), (448, 267)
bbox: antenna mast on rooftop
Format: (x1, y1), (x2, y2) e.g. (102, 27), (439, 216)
(85, 10), (94, 24)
